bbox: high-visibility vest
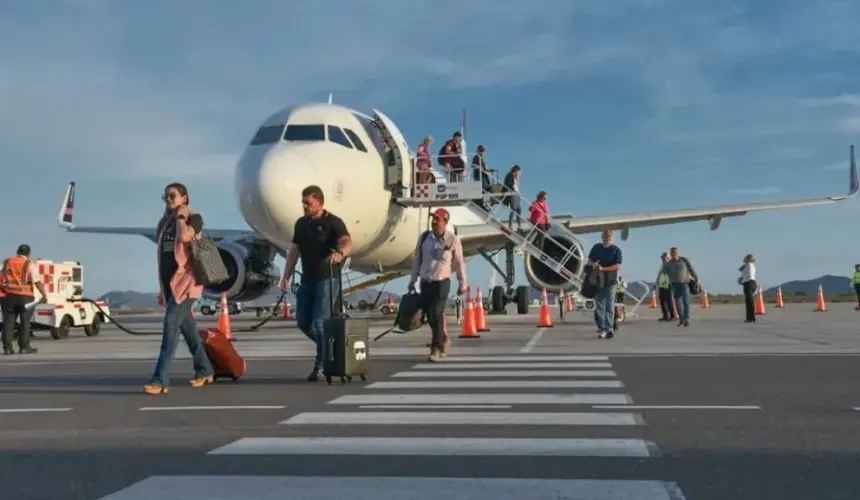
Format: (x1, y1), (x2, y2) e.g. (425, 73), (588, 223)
(658, 273), (670, 289)
(852, 271), (860, 286)
(1, 256), (34, 297)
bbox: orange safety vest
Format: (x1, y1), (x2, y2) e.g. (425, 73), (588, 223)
(1, 256), (34, 297)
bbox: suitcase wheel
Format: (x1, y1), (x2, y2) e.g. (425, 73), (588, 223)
(360, 374), (367, 382)
(230, 375), (239, 382)
(212, 374), (220, 382)
(345, 376), (353, 383)
(340, 376), (348, 384)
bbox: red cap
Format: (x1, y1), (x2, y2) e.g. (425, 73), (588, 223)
(431, 208), (450, 221)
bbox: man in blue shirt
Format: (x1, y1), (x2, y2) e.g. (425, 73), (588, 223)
(587, 230), (623, 339)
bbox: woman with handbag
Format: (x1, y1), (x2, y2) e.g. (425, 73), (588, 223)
(144, 183), (214, 395)
(739, 254), (757, 323)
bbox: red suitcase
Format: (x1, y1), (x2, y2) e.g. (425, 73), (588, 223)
(198, 328), (247, 382)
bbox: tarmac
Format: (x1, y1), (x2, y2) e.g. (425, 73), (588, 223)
(1, 302), (860, 499)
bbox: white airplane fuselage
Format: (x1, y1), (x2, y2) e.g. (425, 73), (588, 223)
(235, 103), (482, 274)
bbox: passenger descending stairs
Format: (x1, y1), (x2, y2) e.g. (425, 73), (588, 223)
(397, 172), (648, 311)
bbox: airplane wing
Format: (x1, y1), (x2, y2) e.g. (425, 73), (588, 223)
(560, 145), (858, 239)
(57, 182), (254, 244)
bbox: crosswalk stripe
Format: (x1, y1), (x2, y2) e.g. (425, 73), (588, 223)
(207, 437), (659, 457)
(281, 411), (644, 426)
(328, 393), (633, 405)
(96, 476), (686, 500)
(440, 355), (610, 362)
(367, 380), (625, 388)
(411, 362), (614, 369)
(392, 370), (617, 378)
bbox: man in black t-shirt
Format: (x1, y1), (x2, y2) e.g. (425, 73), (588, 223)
(279, 185), (352, 381)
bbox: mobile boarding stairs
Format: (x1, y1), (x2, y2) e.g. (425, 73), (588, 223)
(393, 162), (649, 320)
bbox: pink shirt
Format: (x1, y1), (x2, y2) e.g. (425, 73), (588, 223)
(529, 201), (549, 225)
(157, 211), (204, 305)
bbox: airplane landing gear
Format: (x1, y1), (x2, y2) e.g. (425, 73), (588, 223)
(479, 244), (532, 315)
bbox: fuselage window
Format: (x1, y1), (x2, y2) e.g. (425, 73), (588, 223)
(343, 128), (367, 152)
(327, 125), (354, 150)
(283, 124), (325, 141)
(353, 113), (386, 164)
(250, 125), (285, 145)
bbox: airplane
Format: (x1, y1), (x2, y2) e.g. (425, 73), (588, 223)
(57, 101), (859, 315)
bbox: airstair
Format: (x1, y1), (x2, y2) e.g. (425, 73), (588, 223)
(394, 164), (648, 315)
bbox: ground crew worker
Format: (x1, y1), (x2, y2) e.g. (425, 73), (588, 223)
(851, 264), (860, 310)
(1, 244), (47, 355)
(654, 253), (676, 321)
(408, 208), (467, 362)
(739, 254), (757, 323)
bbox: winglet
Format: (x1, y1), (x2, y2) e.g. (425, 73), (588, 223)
(58, 182), (76, 230)
(849, 144), (858, 197)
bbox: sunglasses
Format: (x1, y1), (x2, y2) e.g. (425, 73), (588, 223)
(162, 193), (179, 202)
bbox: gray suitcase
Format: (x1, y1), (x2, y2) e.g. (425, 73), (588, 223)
(322, 264), (370, 385)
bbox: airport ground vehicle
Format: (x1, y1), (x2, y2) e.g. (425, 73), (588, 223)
(0, 260), (110, 340)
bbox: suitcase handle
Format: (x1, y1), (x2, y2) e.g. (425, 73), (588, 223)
(328, 254), (344, 316)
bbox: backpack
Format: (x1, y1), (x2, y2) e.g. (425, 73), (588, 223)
(681, 257), (702, 295)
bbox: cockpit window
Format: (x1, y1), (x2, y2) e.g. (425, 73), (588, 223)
(343, 128), (367, 152)
(353, 113), (386, 163)
(250, 125), (285, 145)
(283, 125), (325, 141)
(327, 126), (353, 150)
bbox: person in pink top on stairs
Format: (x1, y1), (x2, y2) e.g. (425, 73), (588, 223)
(528, 191), (550, 250)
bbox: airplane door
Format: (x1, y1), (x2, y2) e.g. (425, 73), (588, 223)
(372, 109), (413, 193)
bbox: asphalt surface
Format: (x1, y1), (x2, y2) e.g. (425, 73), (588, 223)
(2, 304), (860, 499)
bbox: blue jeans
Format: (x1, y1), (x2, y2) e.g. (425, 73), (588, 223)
(150, 294), (213, 387)
(295, 278), (341, 369)
(671, 283), (691, 320)
(595, 284), (617, 333)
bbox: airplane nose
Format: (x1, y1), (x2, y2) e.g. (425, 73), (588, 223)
(235, 146), (313, 248)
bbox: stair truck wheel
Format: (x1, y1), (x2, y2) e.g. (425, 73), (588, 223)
(84, 314), (102, 337)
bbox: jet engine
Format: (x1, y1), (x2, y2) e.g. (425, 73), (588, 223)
(523, 227), (586, 294)
(203, 240), (280, 302)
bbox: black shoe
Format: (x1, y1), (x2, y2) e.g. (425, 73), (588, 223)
(682, 319), (689, 327)
(3, 346), (15, 355)
(306, 368), (323, 382)
(18, 346), (37, 354)
(599, 331), (614, 339)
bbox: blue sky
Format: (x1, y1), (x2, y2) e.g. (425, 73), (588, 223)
(1, 0), (859, 297)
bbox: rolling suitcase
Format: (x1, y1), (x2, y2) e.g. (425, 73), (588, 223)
(199, 328), (247, 382)
(322, 264), (370, 385)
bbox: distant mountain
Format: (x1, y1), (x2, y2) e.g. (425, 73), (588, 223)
(765, 275), (852, 296)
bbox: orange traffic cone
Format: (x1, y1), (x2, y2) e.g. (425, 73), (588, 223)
(814, 285), (827, 312)
(565, 293), (573, 312)
(459, 287), (479, 338)
(775, 287), (785, 308)
(754, 286), (766, 315)
(537, 288), (554, 327)
(282, 303), (291, 319)
(649, 290), (658, 308)
(474, 287), (490, 332)
(218, 293), (233, 340)
(701, 290), (710, 308)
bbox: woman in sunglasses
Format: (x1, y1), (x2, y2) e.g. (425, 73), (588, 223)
(144, 183), (214, 395)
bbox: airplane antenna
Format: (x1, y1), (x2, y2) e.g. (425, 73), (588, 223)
(328, 93), (333, 104)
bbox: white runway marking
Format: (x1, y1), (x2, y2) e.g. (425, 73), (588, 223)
(591, 405), (761, 410)
(411, 362), (614, 369)
(391, 369), (617, 378)
(330, 393), (633, 405)
(207, 437), (659, 457)
(96, 476), (686, 500)
(281, 411), (644, 426)
(520, 328), (546, 353)
(367, 380), (625, 389)
(138, 406), (285, 411)
(0, 408), (72, 413)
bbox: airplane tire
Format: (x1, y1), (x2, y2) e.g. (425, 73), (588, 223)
(491, 286), (506, 313)
(516, 286), (530, 315)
